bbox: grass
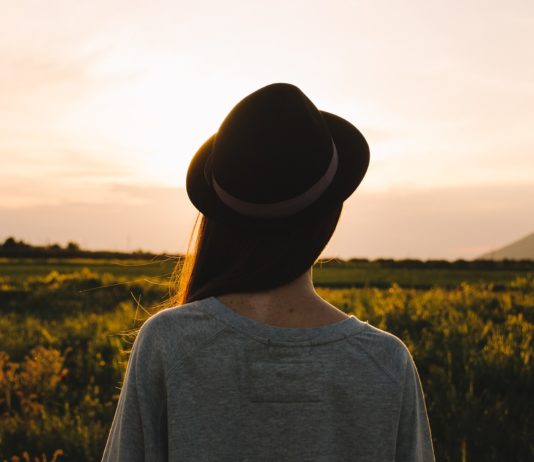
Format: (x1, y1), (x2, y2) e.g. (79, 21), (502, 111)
(0, 258), (532, 461)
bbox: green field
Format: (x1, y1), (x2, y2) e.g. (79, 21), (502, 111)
(1, 257), (530, 289)
(0, 259), (532, 461)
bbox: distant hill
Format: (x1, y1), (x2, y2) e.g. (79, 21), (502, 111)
(477, 232), (534, 260)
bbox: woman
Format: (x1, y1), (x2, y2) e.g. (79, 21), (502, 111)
(101, 83), (435, 461)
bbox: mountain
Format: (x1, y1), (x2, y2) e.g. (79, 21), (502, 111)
(477, 231), (534, 260)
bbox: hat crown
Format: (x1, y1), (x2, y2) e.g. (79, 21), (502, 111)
(209, 83), (334, 204)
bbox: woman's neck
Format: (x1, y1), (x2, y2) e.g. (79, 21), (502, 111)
(215, 268), (349, 328)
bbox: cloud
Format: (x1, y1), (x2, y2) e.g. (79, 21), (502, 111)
(2, 0), (533, 254)
(0, 150), (135, 208)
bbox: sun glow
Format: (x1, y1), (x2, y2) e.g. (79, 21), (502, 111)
(2, 0), (533, 257)
(48, 48), (244, 187)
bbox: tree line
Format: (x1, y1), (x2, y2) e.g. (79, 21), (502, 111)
(1, 236), (532, 269)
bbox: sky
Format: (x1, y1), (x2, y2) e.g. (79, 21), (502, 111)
(1, 0), (533, 260)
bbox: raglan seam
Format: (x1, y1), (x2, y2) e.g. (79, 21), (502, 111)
(140, 304), (227, 380)
(130, 318), (169, 457)
(394, 352), (410, 461)
(346, 335), (405, 387)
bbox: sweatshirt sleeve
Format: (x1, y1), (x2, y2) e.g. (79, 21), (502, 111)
(101, 316), (168, 462)
(395, 350), (435, 462)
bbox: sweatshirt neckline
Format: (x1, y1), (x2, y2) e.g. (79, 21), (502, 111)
(200, 295), (367, 344)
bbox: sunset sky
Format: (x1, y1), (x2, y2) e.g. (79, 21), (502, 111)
(1, 0), (533, 260)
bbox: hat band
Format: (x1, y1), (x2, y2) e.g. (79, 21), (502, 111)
(211, 139), (339, 218)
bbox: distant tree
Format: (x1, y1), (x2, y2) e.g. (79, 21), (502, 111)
(452, 258), (469, 269)
(2, 237), (17, 248)
(376, 258), (395, 266)
(426, 259), (450, 268)
(2, 237), (30, 249)
(398, 258), (424, 268)
(66, 241), (81, 252)
(349, 258), (369, 263)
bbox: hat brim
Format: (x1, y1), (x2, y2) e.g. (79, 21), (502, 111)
(186, 110), (370, 230)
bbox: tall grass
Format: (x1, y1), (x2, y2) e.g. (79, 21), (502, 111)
(0, 265), (532, 461)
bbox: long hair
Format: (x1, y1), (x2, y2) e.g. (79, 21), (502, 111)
(120, 204), (343, 367)
(168, 203), (344, 306)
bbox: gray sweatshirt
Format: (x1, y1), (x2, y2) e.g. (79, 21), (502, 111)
(101, 296), (435, 461)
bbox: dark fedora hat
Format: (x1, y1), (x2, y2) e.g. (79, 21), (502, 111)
(186, 83), (370, 230)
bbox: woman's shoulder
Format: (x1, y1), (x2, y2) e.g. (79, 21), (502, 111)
(135, 299), (228, 364)
(142, 299), (212, 326)
(345, 321), (414, 387)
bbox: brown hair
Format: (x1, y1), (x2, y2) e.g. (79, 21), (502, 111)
(120, 204), (343, 365)
(168, 203), (344, 306)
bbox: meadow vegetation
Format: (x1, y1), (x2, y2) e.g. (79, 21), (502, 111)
(0, 259), (532, 461)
